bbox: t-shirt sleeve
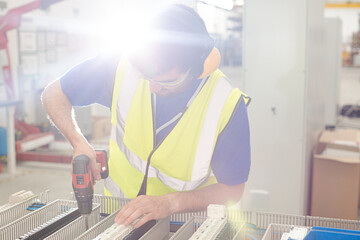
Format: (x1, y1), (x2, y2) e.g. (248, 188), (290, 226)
(211, 99), (251, 186)
(60, 53), (120, 108)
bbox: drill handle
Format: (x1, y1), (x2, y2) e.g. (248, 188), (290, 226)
(72, 155), (92, 190)
(95, 150), (109, 179)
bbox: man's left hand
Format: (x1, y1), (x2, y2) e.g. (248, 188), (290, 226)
(114, 194), (175, 228)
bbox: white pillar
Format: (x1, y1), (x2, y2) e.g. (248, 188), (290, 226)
(242, 0), (326, 215)
(6, 105), (16, 174)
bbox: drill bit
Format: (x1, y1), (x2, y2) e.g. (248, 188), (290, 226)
(84, 214), (90, 230)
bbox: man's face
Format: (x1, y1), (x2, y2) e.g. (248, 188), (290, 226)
(147, 68), (194, 97)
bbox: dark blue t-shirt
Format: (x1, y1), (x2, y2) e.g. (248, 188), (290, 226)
(60, 53), (251, 186)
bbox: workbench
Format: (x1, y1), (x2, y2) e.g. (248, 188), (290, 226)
(2, 193), (360, 239)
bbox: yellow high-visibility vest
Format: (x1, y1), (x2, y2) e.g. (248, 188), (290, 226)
(104, 59), (250, 198)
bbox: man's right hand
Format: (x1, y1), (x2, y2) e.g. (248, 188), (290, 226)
(73, 143), (101, 182)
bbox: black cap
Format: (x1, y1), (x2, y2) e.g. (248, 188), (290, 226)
(130, 4), (214, 78)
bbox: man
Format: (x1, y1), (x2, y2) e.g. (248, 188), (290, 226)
(42, 4), (251, 228)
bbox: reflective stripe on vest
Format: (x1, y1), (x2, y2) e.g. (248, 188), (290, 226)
(191, 76), (232, 181)
(104, 176), (126, 198)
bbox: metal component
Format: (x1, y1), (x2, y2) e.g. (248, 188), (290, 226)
(76, 195), (252, 240)
(75, 209), (125, 240)
(4, 195), (360, 240)
(0, 190), (50, 228)
(138, 217), (170, 240)
(8, 190), (35, 204)
(255, 211), (306, 229)
(123, 220), (156, 240)
(262, 224), (310, 240)
(189, 218), (227, 239)
(188, 205), (228, 240)
(0, 199), (100, 240)
(171, 216), (205, 240)
(93, 221), (134, 240)
(170, 215), (246, 240)
(93, 194), (131, 217)
(44, 210), (100, 240)
(25, 208), (81, 240)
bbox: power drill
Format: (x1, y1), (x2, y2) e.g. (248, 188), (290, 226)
(72, 150), (108, 229)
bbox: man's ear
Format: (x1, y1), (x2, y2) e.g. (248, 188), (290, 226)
(198, 48), (221, 79)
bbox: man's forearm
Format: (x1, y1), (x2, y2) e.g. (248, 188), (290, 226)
(42, 80), (101, 179)
(41, 80), (86, 146)
(169, 183), (245, 214)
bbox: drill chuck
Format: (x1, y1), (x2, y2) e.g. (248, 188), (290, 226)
(76, 198), (93, 215)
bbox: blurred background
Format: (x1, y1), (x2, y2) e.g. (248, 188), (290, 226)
(0, 0), (360, 221)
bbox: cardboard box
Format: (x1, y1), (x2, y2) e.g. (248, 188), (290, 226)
(319, 129), (360, 152)
(311, 129), (360, 220)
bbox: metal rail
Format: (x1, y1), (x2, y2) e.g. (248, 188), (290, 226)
(170, 210), (360, 240)
(0, 196), (38, 228)
(0, 190), (49, 228)
(23, 208), (81, 240)
(170, 215), (246, 240)
(92, 194), (130, 217)
(0, 199), (99, 240)
(3, 194), (360, 240)
(44, 211), (99, 240)
(123, 220), (156, 240)
(75, 209), (119, 240)
(262, 224), (307, 240)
